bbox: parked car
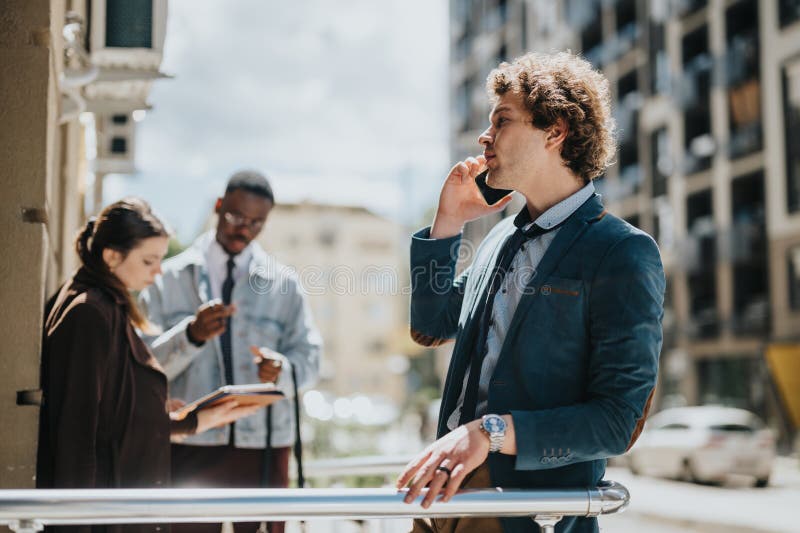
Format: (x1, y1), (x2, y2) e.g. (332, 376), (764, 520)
(626, 406), (775, 487)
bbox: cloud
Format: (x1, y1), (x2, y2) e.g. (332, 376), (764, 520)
(119, 0), (450, 241)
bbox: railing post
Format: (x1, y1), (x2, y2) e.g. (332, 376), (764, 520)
(533, 514), (563, 533)
(8, 520), (43, 533)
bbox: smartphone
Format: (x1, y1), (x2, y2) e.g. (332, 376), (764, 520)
(475, 170), (513, 205)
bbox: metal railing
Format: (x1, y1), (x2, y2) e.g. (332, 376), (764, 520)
(0, 482), (629, 533)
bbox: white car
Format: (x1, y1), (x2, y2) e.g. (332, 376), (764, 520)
(626, 406), (775, 487)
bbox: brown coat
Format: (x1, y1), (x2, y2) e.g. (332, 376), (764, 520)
(37, 269), (195, 532)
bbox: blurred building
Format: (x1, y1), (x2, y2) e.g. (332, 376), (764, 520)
(258, 202), (411, 408)
(449, 0), (800, 442)
(1, 0), (168, 487)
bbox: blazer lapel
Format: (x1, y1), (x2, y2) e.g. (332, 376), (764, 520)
(501, 194), (605, 350)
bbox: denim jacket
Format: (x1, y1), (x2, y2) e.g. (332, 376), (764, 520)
(139, 232), (322, 448)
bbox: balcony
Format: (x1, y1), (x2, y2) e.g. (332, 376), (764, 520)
(780, 0), (800, 27)
(731, 297), (769, 336)
(728, 78), (762, 158)
(677, 57), (712, 110)
(675, 0), (708, 17)
(619, 164), (643, 197)
(684, 215), (718, 339)
(687, 305), (720, 339)
(724, 36), (759, 89)
(608, 23), (640, 61)
(684, 134), (715, 175)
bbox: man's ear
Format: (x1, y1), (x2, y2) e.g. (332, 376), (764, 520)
(102, 248), (122, 271)
(214, 197), (223, 214)
(545, 118), (569, 151)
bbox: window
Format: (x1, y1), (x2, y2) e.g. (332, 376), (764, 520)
(111, 114), (128, 125)
(318, 229), (336, 247)
(686, 190), (717, 338)
(784, 62), (800, 213)
(651, 128), (671, 198)
(787, 245), (800, 310)
(659, 423), (690, 430)
(697, 356), (767, 412)
(613, 0), (638, 59)
(454, 32), (470, 62)
(726, 0), (762, 158)
(495, 43), (508, 66)
(574, 0), (603, 67)
(653, 196), (674, 250)
(617, 70), (641, 196)
(105, 0), (153, 48)
(648, 22), (669, 95)
(455, 82), (470, 133)
(110, 136), (127, 154)
(780, 0), (800, 28)
(731, 172), (768, 335)
(677, 0), (707, 17)
(682, 26), (713, 173)
(710, 424), (754, 433)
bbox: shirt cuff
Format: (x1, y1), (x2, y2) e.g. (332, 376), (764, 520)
(185, 322), (206, 347)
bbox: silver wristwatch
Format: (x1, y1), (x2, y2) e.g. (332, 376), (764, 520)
(480, 414), (507, 453)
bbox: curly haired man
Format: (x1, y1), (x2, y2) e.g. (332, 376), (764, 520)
(398, 51), (665, 533)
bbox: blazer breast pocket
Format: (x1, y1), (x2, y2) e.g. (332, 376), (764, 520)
(536, 276), (584, 316)
(516, 276), (588, 400)
(520, 277), (586, 354)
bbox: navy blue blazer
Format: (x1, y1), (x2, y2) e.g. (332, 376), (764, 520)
(409, 194), (665, 532)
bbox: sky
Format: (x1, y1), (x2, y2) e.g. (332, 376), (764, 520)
(104, 0), (451, 243)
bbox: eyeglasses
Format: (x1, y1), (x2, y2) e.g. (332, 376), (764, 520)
(223, 212), (265, 231)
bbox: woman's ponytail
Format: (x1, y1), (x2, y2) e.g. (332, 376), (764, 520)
(75, 217), (96, 264)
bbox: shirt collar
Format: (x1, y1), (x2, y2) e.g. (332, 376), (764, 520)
(205, 231), (253, 270)
(514, 180), (596, 234)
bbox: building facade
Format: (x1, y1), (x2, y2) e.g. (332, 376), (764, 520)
(0, 0), (168, 487)
(258, 202), (411, 406)
(449, 0), (800, 442)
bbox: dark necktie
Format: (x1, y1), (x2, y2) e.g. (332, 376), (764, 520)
(220, 255), (235, 386)
(458, 220), (554, 425)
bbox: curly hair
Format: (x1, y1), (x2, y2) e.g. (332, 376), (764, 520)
(487, 51), (616, 182)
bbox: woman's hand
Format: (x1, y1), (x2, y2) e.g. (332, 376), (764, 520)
(194, 400), (263, 434)
(166, 398), (186, 413)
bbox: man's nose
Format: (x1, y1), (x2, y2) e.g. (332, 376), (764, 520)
(478, 127), (493, 146)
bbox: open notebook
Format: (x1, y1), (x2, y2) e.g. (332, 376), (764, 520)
(171, 383), (285, 421)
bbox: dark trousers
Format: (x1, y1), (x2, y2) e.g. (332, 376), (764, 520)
(170, 444), (291, 533)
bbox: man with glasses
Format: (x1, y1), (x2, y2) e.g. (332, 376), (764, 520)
(140, 170), (321, 533)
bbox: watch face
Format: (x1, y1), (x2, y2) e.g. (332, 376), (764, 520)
(483, 415), (506, 433)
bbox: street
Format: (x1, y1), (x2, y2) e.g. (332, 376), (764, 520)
(284, 458), (800, 533)
(601, 460), (800, 532)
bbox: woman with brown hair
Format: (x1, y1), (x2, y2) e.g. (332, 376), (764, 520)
(37, 197), (259, 531)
